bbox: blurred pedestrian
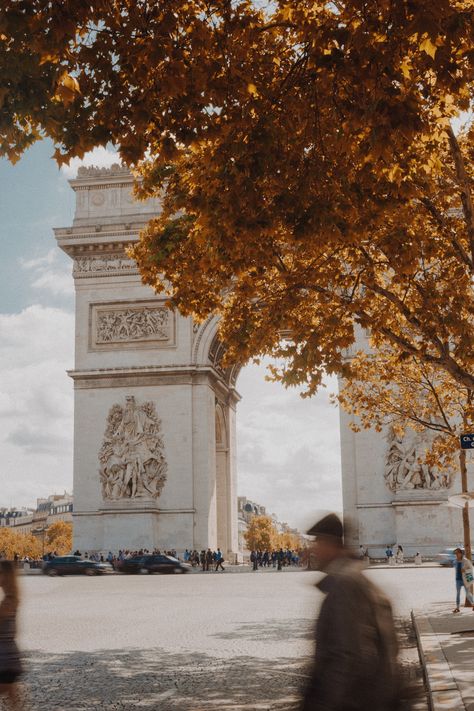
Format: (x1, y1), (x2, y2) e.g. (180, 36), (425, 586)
(0, 561), (22, 710)
(452, 547), (474, 613)
(396, 545), (404, 564)
(301, 514), (403, 711)
(215, 549), (225, 571)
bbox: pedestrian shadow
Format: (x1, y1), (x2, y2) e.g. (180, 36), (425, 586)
(213, 618), (314, 643)
(21, 648), (311, 710)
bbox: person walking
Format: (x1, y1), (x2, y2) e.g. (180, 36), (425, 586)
(452, 547), (474, 613)
(215, 549), (225, 572)
(0, 561), (23, 710)
(301, 514), (403, 711)
(205, 548), (213, 572)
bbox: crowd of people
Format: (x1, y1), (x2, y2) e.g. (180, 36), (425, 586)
(66, 547), (303, 572)
(182, 549), (226, 571)
(249, 548), (301, 571)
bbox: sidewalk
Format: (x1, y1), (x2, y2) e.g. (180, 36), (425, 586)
(412, 603), (474, 710)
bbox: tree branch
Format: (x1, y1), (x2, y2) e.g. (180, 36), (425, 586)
(447, 125), (474, 269)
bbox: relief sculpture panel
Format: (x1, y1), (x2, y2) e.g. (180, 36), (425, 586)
(90, 301), (175, 350)
(384, 427), (451, 492)
(99, 396), (167, 501)
(73, 255), (138, 277)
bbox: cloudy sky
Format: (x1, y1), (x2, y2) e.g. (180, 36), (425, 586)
(0, 140), (342, 530)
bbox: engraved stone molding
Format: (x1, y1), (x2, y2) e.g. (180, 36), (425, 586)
(384, 427), (452, 493)
(73, 255), (139, 278)
(90, 300), (176, 351)
(99, 395), (167, 501)
(208, 334), (242, 387)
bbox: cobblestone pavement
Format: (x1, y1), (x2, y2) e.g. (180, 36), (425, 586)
(9, 567), (454, 710)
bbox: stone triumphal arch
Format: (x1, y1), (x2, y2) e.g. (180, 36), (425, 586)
(56, 166), (464, 558)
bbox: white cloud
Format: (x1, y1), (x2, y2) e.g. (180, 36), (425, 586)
(20, 248), (74, 297)
(0, 305), (74, 507)
(236, 362), (342, 531)
(61, 146), (120, 179)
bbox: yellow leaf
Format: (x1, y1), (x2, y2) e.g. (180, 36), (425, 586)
(400, 61), (411, 79)
(247, 82), (258, 97)
(54, 72), (81, 106)
(420, 36), (437, 60)
(39, 52), (60, 65)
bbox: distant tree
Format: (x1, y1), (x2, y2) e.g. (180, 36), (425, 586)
(0, 529), (42, 560)
(244, 515), (277, 551)
(45, 521), (73, 555)
(277, 531), (300, 551)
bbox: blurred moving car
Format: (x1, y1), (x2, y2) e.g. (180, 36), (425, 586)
(43, 556), (110, 576)
(437, 548), (457, 567)
(115, 554), (190, 574)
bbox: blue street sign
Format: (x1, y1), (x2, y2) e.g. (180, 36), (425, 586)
(460, 434), (474, 449)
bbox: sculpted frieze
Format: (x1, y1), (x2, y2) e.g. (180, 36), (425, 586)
(99, 396), (167, 501)
(91, 302), (174, 348)
(384, 427), (451, 492)
(73, 255), (138, 277)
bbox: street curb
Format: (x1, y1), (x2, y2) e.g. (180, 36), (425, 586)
(370, 564), (440, 570)
(411, 610), (465, 711)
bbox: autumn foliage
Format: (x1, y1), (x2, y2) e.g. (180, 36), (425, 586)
(0, 529), (41, 560)
(244, 515), (277, 551)
(45, 521), (73, 556)
(243, 514), (300, 551)
(1, 1), (474, 394)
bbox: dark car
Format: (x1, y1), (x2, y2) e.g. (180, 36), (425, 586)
(115, 554), (190, 574)
(43, 555), (109, 576)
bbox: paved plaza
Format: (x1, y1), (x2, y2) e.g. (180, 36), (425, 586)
(13, 566), (455, 710)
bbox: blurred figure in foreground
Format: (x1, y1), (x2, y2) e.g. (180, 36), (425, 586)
(0, 561), (23, 710)
(452, 547), (474, 613)
(302, 514), (405, 711)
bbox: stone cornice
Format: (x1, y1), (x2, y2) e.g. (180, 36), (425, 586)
(69, 164), (134, 190)
(68, 364), (241, 403)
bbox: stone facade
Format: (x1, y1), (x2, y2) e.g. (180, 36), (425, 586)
(55, 165), (239, 559)
(340, 331), (464, 557)
(56, 164), (462, 559)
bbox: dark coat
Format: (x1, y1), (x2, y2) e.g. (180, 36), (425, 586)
(302, 557), (400, 711)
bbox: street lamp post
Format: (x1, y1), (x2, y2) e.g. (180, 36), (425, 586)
(459, 449), (472, 561)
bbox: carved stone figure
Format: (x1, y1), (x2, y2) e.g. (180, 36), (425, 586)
(73, 255), (137, 276)
(99, 396), (167, 500)
(384, 427), (451, 492)
(95, 306), (170, 344)
(77, 163), (130, 178)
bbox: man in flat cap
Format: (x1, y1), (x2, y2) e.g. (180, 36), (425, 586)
(301, 514), (403, 711)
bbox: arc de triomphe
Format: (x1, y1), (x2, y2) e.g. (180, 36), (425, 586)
(56, 165), (463, 557)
